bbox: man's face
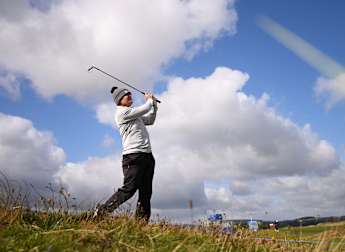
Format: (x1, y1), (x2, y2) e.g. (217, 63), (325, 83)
(119, 93), (132, 107)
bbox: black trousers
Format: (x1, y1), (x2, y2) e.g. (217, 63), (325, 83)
(102, 152), (155, 221)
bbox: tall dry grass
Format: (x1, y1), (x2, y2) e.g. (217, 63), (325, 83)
(0, 172), (344, 251)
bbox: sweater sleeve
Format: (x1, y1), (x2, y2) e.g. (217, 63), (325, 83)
(120, 99), (153, 122)
(142, 99), (158, 125)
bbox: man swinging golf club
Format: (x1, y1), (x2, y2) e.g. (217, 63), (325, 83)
(94, 86), (158, 222)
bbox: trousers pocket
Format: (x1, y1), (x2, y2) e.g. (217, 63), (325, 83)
(122, 153), (144, 167)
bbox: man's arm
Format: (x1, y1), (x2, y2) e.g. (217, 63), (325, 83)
(142, 99), (158, 125)
(121, 99), (153, 122)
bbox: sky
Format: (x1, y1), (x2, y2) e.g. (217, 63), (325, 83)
(0, 0), (345, 222)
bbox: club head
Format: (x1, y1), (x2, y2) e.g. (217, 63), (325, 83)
(87, 66), (95, 72)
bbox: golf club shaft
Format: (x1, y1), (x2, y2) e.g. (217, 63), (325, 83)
(88, 66), (161, 103)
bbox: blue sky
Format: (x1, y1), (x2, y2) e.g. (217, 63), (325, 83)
(1, 0), (345, 221)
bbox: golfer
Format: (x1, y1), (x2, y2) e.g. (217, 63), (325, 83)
(94, 86), (158, 221)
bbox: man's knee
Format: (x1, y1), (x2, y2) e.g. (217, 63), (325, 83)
(119, 184), (138, 197)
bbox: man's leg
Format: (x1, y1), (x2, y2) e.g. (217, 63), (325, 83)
(101, 153), (144, 213)
(135, 153), (155, 221)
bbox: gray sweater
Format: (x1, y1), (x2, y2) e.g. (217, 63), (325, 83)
(115, 99), (157, 155)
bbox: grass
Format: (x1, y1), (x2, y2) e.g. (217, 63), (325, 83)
(257, 221), (345, 240)
(253, 221), (345, 252)
(0, 207), (255, 251)
(0, 174), (344, 251)
(1, 207), (345, 251)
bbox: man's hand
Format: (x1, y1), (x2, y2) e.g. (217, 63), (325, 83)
(144, 93), (154, 101)
(145, 93), (158, 107)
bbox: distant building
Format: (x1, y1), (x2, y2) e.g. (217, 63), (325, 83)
(248, 220), (259, 232)
(208, 213), (223, 222)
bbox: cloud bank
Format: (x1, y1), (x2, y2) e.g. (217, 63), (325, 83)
(0, 67), (345, 220)
(0, 113), (65, 189)
(17, 67), (340, 220)
(0, 0), (237, 103)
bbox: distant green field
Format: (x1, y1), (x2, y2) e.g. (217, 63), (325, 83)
(258, 221), (345, 239)
(254, 221), (345, 250)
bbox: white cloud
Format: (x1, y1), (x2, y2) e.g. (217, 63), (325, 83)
(244, 167), (345, 219)
(96, 103), (115, 126)
(0, 72), (21, 100)
(152, 67), (339, 180)
(315, 73), (345, 108)
(0, 0), (237, 103)
(230, 180), (252, 196)
(205, 185), (232, 204)
(0, 116), (122, 207)
(0, 113), (65, 189)
(101, 134), (115, 148)
(56, 155), (123, 207)
(0, 1), (32, 22)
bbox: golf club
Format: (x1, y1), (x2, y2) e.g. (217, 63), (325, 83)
(88, 65), (161, 103)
